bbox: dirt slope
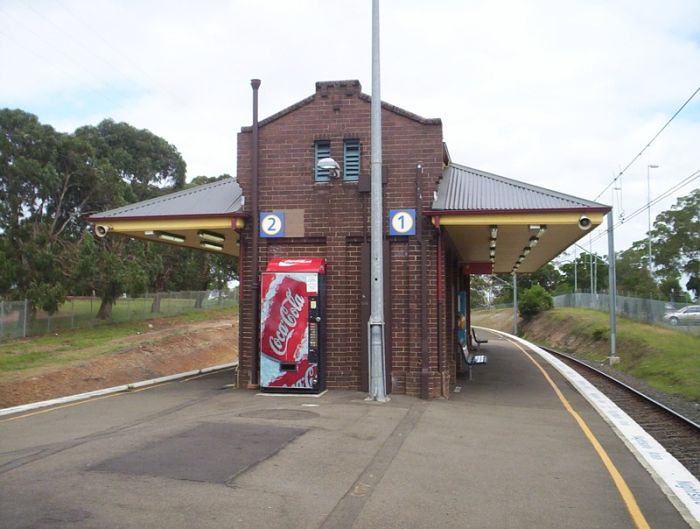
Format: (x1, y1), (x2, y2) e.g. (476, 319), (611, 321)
(0, 315), (238, 408)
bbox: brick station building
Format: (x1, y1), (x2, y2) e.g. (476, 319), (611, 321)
(89, 79), (610, 399)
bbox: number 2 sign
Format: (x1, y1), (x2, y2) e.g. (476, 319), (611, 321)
(389, 209), (416, 236)
(260, 211), (285, 238)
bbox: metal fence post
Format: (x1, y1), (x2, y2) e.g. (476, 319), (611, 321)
(22, 299), (28, 338)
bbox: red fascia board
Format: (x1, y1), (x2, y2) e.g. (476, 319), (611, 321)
(462, 262), (494, 275)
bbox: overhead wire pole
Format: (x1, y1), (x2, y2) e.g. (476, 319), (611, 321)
(584, 168), (700, 248)
(647, 164), (659, 272)
(368, 0), (387, 402)
(607, 211), (619, 365)
(593, 83), (700, 202)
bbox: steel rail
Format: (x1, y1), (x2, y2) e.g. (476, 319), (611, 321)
(542, 346), (700, 431)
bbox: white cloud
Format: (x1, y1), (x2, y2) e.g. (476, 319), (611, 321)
(1, 0), (698, 254)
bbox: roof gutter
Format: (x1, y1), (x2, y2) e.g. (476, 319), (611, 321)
(423, 206), (612, 216)
(416, 163), (429, 400)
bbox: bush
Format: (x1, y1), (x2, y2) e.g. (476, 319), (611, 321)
(518, 284), (554, 318)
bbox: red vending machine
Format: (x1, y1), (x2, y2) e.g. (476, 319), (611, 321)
(259, 258), (326, 393)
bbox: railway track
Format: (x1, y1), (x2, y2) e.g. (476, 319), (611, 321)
(542, 347), (700, 480)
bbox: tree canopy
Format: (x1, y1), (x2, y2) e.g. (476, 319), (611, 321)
(0, 109), (236, 317)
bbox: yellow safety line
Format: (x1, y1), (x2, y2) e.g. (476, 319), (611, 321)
(507, 338), (651, 529)
(0, 381), (175, 423)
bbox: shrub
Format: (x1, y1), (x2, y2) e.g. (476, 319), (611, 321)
(518, 284), (554, 318)
(592, 326), (608, 341)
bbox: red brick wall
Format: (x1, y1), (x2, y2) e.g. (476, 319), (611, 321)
(237, 80), (449, 398)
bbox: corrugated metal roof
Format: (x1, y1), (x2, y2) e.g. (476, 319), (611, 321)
(432, 163), (608, 212)
(89, 178), (244, 220)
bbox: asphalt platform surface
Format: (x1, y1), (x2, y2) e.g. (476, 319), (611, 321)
(0, 330), (692, 529)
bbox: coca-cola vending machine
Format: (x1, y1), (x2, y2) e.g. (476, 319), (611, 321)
(259, 258), (326, 393)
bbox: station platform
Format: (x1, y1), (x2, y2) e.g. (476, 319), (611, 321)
(0, 330), (697, 529)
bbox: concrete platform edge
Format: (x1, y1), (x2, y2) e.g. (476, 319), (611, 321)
(483, 327), (700, 528)
(0, 362), (239, 418)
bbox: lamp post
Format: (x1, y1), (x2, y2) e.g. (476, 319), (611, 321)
(368, 0), (387, 402)
(647, 164), (659, 272)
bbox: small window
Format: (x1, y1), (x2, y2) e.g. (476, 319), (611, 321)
(314, 140), (331, 182)
(343, 139), (360, 182)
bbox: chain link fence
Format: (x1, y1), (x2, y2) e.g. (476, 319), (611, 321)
(554, 293), (698, 332)
(0, 289), (238, 342)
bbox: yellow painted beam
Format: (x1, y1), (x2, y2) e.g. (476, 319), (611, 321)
(95, 218), (237, 233)
(437, 212), (605, 226)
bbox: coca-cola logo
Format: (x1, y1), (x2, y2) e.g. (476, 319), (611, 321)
(291, 365), (316, 388)
(268, 288), (305, 357)
(261, 274), (308, 362)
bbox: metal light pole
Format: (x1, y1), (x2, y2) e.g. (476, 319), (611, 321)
(589, 247), (593, 295)
(647, 164), (659, 272)
(512, 272), (518, 335)
(368, 0), (387, 401)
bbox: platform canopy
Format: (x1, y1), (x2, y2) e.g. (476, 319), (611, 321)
(429, 163), (611, 274)
(87, 178), (245, 257)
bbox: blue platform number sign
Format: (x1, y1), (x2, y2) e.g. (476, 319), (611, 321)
(260, 211), (285, 238)
(389, 209), (416, 236)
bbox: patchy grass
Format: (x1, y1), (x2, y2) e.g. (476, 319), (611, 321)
(524, 307), (700, 402)
(1, 295), (237, 340)
(0, 306), (237, 374)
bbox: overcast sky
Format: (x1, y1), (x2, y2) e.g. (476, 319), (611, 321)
(1, 0), (699, 257)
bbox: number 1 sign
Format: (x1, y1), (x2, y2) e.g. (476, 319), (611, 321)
(260, 211), (285, 238)
(389, 209), (416, 236)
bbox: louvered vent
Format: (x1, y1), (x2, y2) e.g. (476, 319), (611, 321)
(315, 140), (331, 182)
(343, 140), (360, 182)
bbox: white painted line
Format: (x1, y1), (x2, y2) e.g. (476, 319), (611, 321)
(485, 328), (700, 527)
(0, 362), (238, 417)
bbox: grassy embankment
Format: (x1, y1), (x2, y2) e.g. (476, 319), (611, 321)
(521, 307), (700, 402)
(0, 306), (237, 376)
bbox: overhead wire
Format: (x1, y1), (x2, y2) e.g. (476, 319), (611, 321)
(592, 83), (700, 202)
(586, 169), (700, 249)
(0, 4), (124, 109)
(46, 0), (193, 109)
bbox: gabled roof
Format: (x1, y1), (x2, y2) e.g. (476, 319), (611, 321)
(432, 163), (609, 212)
(88, 178), (244, 221)
(240, 80), (441, 132)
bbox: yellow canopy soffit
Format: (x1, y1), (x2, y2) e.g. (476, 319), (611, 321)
(94, 217), (242, 257)
(438, 212), (606, 226)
